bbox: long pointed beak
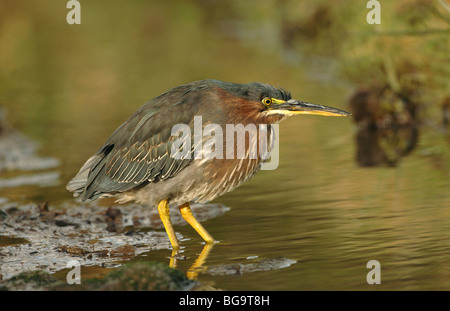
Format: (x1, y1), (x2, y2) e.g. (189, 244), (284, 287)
(272, 99), (352, 117)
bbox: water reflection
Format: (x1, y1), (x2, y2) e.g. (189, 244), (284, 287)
(169, 243), (215, 280)
(349, 86), (419, 167)
(355, 127), (418, 167)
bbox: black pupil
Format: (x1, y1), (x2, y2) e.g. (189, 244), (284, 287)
(265, 99), (271, 105)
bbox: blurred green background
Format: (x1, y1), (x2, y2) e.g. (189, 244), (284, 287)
(0, 0), (449, 290)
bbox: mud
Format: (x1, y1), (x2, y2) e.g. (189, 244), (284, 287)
(205, 257), (297, 276)
(0, 200), (229, 281)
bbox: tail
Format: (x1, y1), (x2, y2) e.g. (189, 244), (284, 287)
(66, 153), (103, 200)
(67, 143), (139, 201)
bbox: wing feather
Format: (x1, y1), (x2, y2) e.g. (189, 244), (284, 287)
(67, 82), (208, 201)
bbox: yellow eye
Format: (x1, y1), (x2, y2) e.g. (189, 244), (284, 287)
(262, 97), (272, 106)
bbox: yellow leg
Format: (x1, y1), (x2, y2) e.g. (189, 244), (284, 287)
(157, 199), (180, 250)
(179, 202), (216, 244)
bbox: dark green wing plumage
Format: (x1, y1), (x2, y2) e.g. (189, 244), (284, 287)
(67, 83), (207, 201)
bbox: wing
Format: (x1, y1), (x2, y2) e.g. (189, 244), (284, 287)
(67, 83), (207, 201)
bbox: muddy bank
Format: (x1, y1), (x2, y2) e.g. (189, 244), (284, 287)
(0, 200), (230, 281)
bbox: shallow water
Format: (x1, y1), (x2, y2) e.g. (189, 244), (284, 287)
(1, 1), (449, 290)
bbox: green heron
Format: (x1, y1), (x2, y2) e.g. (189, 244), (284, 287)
(67, 79), (350, 250)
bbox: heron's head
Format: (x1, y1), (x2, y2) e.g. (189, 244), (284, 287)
(215, 81), (351, 124)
